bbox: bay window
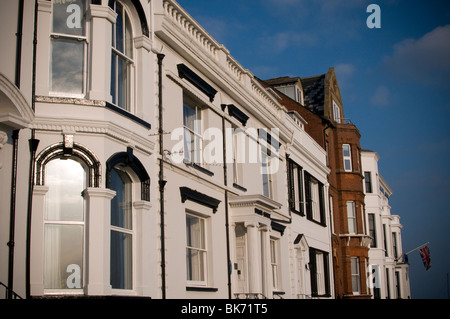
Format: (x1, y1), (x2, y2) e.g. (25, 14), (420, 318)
(50, 0), (87, 96)
(351, 257), (361, 294)
(111, 2), (134, 110)
(347, 201), (357, 234)
(44, 158), (86, 291)
(110, 167), (133, 290)
(343, 144), (352, 171)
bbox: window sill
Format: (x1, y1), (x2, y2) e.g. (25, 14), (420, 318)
(233, 183), (247, 192)
(186, 286), (218, 292)
(184, 160), (215, 176)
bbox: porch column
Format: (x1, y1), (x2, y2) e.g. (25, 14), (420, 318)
(83, 188), (116, 296)
(245, 221), (261, 294)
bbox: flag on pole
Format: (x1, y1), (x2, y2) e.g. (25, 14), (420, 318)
(419, 244), (431, 271)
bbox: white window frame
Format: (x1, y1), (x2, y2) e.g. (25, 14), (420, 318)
(110, 167), (135, 292)
(343, 144), (352, 172)
(351, 257), (361, 294)
(261, 150), (273, 199)
(270, 238), (281, 291)
(111, 1), (135, 111)
(183, 99), (203, 164)
(333, 101), (341, 123)
(347, 201), (357, 234)
(43, 158), (86, 294)
(186, 212), (208, 286)
(50, 0), (88, 98)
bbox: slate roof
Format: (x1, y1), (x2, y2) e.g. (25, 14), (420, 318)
(263, 74), (326, 116)
(300, 74), (325, 116)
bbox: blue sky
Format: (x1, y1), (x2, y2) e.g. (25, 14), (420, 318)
(177, 0), (450, 298)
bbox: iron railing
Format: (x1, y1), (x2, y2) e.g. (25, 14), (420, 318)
(0, 282), (23, 299)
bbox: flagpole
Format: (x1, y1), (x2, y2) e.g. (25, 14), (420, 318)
(404, 242), (429, 256)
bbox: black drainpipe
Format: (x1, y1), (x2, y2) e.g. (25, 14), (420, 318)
(222, 116), (232, 299)
(7, 130), (19, 299)
(25, 0), (40, 299)
(15, 0), (24, 88)
(156, 53), (166, 299)
(7, 0), (25, 299)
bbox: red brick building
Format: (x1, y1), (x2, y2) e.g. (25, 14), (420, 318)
(263, 67), (372, 299)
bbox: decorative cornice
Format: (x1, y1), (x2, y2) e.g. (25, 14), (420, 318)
(180, 187), (221, 214)
(228, 194), (282, 212)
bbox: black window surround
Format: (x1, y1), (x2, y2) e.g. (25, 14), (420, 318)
(107, 0), (149, 37)
(221, 104), (249, 126)
(304, 171), (326, 227)
(186, 286), (218, 292)
(177, 64), (217, 102)
(287, 157), (305, 216)
(309, 248), (331, 298)
(106, 147), (151, 201)
(35, 142), (101, 188)
(180, 187), (221, 214)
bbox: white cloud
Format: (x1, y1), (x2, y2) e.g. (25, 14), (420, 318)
(370, 85), (390, 107)
(383, 25), (450, 87)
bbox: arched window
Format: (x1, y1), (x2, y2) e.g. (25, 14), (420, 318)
(111, 1), (134, 110)
(44, 158), (86, 290)
(106, 148), (150, 291)
(110, 167), (133, 289)
(50, 0), (88, 96)
(35, 141), (101, 294)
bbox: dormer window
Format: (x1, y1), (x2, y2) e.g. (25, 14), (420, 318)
(277, 85), (303, 104)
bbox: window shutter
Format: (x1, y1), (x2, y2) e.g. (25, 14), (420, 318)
(304, 173), (312, 219)
(318, 182), (326, 226)
(309, 249), (318, 296)
(287, 160), (295, 211)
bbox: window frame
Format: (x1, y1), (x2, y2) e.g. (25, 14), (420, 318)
(43, 157), (87, 294)
(183, 97), (203, 164)
(304, 172), (326, 225)
(347, 201), (357, 234)
(351, 257), (361, 294)
(287, 159), (304, 216)
(333, 101), (341, 123)
(110, 166), (135, 291)
(111, 1), (135, 111)
(343, 144), (352, 172)
(261, 149), (273, 199)
(309, 248), (330, 297)
(185, 212), (208, 287)
(270, 238), (281, 291)
(50, 0), (88, 98)
(368, 213), (377, 247)
(364, 171), (373, 193)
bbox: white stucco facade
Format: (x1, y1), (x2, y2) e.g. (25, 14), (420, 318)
(362, 150), (411, 299)
(1, 0), (334, 299)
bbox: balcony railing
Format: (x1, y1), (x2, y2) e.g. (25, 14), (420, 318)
(0, 282), (23, 299)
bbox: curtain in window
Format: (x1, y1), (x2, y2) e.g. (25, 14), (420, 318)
(186, 215), (206, 282)
(44, 159), (85, 289)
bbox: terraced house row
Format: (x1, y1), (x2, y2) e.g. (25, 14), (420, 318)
(0, 0), (410, 299)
